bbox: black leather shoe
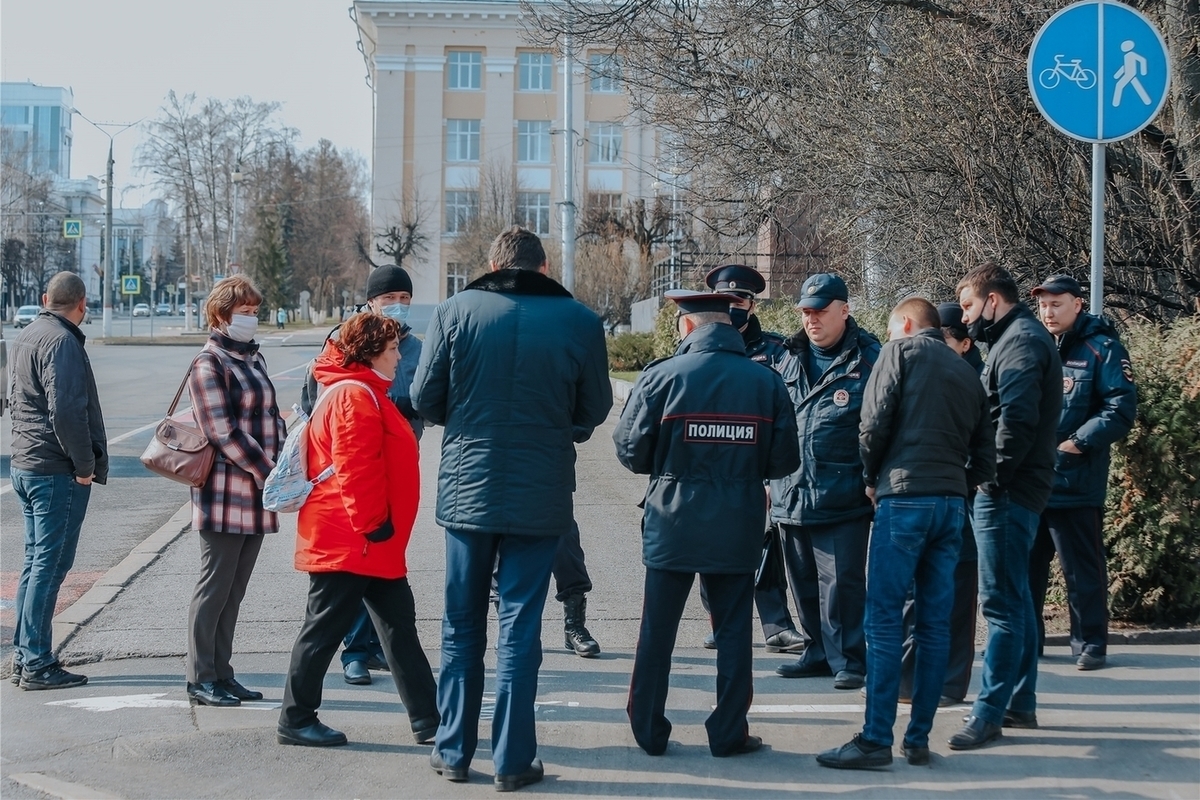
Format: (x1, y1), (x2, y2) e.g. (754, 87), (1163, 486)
(495, 757), (544, 792)
(1003, 709), (1039, 729)
(763, 629), (806, 653)
(776, 658), (832, 678)
(276, 720), (347, 747)
(430, 751), (469, 782)
(948, 716), (1002, 750)
(412, 715), (440, 745)
(816, 734), (892, 769)
(833, 670), (865, 690)
(563, 595), (601, 658)
(187, 681), (239, 707)
(901, 742), (930, 765)
(365, 655), (389, 671)
(1077, 652), (1106, 670)
(714, 734), (763, 757)
(702, 632), (717, 649)
(343, 661), (372, 685)
(216, 677), (263, 701)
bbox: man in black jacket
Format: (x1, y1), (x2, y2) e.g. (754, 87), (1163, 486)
(818, 298), (993, 769)
(1029, 275), (1136, 671)
(949, 264), (1063, 751)
(614, 290), (800, 758)
(8, 272), (107, 691)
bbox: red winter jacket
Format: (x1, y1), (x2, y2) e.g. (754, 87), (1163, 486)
(295, 349), (420, 579)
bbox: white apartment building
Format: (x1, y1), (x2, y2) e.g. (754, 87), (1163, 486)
(1, 82), (74, 179)
(352, 0), (663, 302)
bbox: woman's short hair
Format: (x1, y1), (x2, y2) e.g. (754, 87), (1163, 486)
(205, 275), (264, 328)
(338, 313), (400, 367)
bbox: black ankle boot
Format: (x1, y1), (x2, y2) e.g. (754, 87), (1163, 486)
(563, 595), (600, 657)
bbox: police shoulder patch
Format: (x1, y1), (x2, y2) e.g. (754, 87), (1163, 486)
(1120, 358), (1134, 383)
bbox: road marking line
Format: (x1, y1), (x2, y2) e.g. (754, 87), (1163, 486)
(0, 360), (313, 496)
(8, 772), (121, 800)
(45, 692), (190, 712)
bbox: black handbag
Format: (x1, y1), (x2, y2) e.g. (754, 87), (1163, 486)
(755, 523), (787, 591)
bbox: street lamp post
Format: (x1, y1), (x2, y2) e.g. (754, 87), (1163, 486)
(230, 164), (244, 274)
(72, 108), (140, 338)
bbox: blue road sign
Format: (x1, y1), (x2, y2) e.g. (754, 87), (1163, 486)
(1028, 0), (1170, 143)
(121, 275), (141, 295)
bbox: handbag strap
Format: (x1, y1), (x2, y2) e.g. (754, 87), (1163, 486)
(167, 347), (220, 416)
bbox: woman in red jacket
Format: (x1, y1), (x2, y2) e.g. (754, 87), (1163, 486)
(276, 313), (438, 748)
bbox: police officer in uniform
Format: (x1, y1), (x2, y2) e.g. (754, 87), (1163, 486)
(614, 290), (800, 758)
(771, 273), (881, 690)
(1029, 275), (1136, 671)
(697, 265), (804, 654)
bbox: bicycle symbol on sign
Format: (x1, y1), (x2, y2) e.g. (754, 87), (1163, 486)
(1039, 55), (1097, 90)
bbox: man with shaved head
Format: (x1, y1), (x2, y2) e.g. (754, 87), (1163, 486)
(818, 296), (994, 769)
(9, 271), (108, 691)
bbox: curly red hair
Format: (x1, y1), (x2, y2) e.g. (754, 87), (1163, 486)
(338, 313), (400, 367)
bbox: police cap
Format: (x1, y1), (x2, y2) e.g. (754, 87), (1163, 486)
(704, 264), (766, 299)
(795, 273), (849, 309)
(665, 289), (737, 316)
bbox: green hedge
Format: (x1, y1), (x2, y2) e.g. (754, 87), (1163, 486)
(607, 332), (657, 372)
(1105, 317), (1200, 625)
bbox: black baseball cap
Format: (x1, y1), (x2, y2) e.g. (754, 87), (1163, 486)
(938, 302), (969, 340)
(1031, 275), (1084, 298)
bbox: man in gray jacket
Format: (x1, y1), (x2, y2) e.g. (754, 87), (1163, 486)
(817, 297), (994, 769)
(8, 271), (107, 690)
(411, 227), (611, 791)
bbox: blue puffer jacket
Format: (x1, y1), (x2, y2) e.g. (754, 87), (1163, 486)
(410, 269), (613, 536)
(769, 319), (881, 526)
(613, 323), (800, 574)
(1047, 313), (1137, 509)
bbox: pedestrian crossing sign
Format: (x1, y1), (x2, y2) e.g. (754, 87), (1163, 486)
(63, 219), (82, 238)
(122, 275), (141, 295)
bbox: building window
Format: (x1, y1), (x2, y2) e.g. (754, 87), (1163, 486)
(587, 122), (623, 164)
(447, 264), (468, 297)
(589, 54), (623, 93)
(448, 51), (482, 90)
(445, 191), (479, 234)
(516, 120), (551, 163)
(516, 192), (552, 236)
(446, 119), (481, 162)
(518, 52), (553, 91)
(588, 193), (623, 215)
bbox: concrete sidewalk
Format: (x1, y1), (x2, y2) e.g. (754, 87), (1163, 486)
(1, 411), (1197, 799)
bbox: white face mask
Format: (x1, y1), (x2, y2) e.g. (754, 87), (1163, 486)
(225, 313), (258, 343)
(379, 302), (410, 324)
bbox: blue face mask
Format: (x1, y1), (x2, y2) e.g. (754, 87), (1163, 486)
(380, 302), (410, 324)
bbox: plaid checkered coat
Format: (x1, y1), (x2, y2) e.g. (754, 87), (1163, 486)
(187, 332), (286, 535)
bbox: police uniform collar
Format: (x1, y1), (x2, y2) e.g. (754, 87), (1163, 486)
(740, 313), (763, 346)
(675, 321), (747, 356)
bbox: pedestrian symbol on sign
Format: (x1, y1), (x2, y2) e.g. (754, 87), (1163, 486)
(121, 276), (141, 295)
(63, 219), (82, 239)
(1113, 40), (1151, 106)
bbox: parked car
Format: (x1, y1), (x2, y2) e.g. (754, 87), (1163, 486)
(155, 303), (172, 316)
(13, 305), (41, 328)
(132, 303), (151, 317)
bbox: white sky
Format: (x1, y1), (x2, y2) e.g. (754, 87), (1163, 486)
(1, 0), (373, 207)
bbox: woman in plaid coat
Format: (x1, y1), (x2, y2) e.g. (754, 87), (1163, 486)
(184, 276), (285, 708)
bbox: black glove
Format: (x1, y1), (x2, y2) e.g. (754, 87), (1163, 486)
(364, 519), (394, 543)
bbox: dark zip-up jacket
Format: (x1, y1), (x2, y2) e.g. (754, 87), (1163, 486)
(9, 311), (108, 482)
(769, 318), (881, 526)
(1048, 313), (1137, 509)
(742, 314), (788, 368)
(614, 323), (800, 574)
(411, 269), (612, 536)
(859, 328), (995, 499)
(978, 304), (1063, 513)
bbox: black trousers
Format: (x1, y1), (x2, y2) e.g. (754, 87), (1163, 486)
(1030, 507), (1108, 657)
(899, 558), (978, 702)
(280, 572), (439, 732)
(491, 519), (593, 604)
(628, 568), (755, 757)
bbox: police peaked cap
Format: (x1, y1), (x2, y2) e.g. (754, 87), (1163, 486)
(665, 289), (738, 315)
(704, 264), (766, 298)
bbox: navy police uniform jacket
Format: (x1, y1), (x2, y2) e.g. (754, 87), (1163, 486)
(1048, 313), (1136, 509)
(742, 314), (788, 368)
(769, 318), (881, 527)
(613, 323), (800, 574)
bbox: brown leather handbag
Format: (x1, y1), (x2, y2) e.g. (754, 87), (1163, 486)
(139, 359), (216, 487)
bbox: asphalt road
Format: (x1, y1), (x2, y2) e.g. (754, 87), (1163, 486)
(0, 329), (327, 674)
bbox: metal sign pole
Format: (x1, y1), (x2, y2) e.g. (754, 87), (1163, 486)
(1090, 143), (1106, 316)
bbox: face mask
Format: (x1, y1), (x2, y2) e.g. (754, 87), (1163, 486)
(966, 298), (996, 344)
(225, 313), (258, 342)
(380, 302), (410, 324)
(729, 307), (750, 330)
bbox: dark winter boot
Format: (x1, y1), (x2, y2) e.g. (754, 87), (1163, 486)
(563, 595), (600, 658)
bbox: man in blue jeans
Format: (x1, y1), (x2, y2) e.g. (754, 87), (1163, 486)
(411, 227), (612, 791)
(817, 297), (994, 769)
(950, 264), (1062, 750)
(8, 272), (108, 690)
